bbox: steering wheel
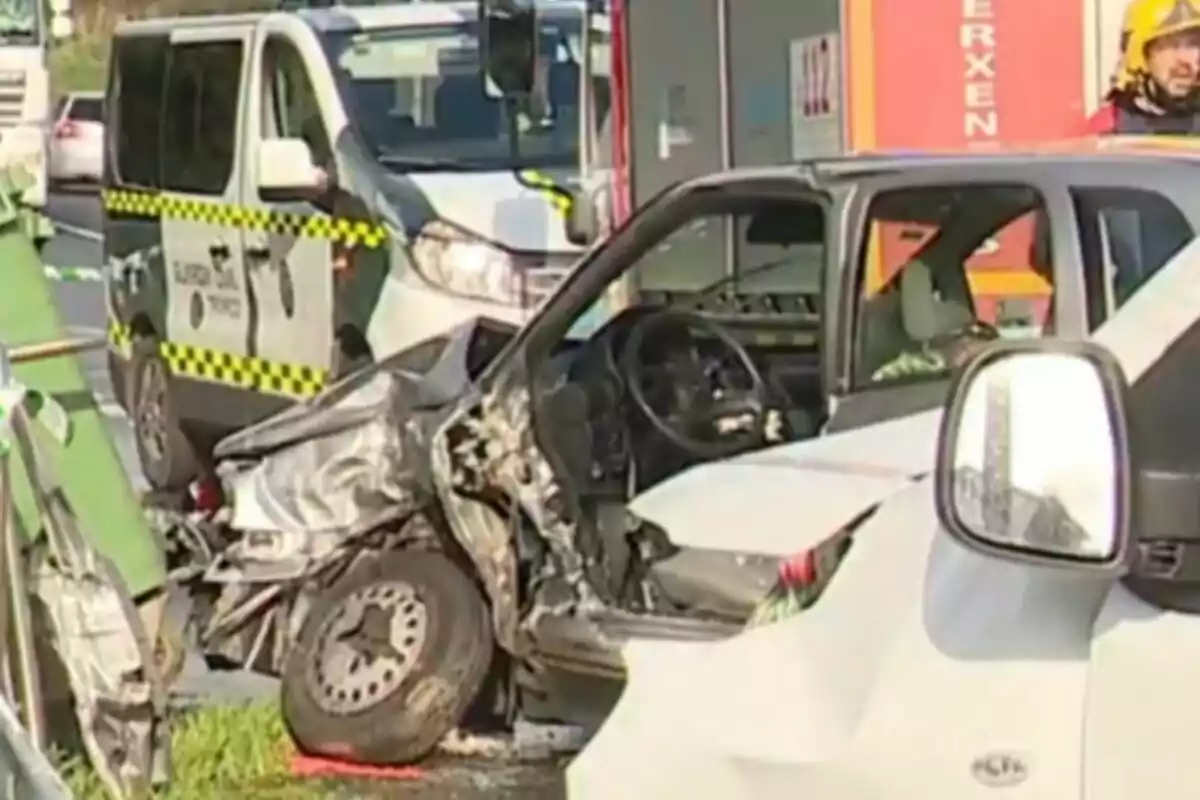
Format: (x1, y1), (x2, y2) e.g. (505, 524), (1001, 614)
(620, 309), (768, 458)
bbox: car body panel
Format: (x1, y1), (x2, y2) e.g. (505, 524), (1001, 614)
(570, 479), (1106, 798)
(566, 210), (1200, 798)
(628, 410), (935, 556)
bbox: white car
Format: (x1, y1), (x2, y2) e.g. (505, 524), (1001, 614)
(49, 91), (103, 186)
(566, 235), (1200, 799)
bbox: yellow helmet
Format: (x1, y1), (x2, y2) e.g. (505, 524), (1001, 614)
(1114, 0), (1200, 91)
(1122, 0), (1148, 48)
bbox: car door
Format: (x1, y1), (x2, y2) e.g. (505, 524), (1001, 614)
(159, 27), (253, 386)
(241, 19), (338, 385)
(823, 168), (1081, 434)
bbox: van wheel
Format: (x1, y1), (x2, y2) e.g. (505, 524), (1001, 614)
(281, 550), (493, 765)
(129, 337), (201, 490)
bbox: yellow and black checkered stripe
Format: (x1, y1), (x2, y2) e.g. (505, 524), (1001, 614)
(109, 322), (328, 399)
(516, 170), (573, 218)
(103, 189), (388, 248)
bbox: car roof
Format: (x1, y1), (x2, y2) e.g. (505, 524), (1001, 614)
(115, 0), (591, 36)
(687, 136), (1200, 188)
(811, 136), (1200, 177)
(302, 0), (592, 32)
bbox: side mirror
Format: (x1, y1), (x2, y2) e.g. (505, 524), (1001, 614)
(935, 340), (1133, 574)
(565, 188), (598, 246)
(479, 0), (538, 97)
(257, 138), (323, 197)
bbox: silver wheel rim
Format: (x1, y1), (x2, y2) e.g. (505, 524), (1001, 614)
(136, 359), (170, 463)
(308, 580), (429, 715)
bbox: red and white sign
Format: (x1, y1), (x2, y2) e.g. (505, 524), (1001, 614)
(789, 31), (843, 159)
(790, 33), (840, 120)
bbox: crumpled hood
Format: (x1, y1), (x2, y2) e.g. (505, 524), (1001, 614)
(382, 170), (580, 253)
(629, 410), (940, 557)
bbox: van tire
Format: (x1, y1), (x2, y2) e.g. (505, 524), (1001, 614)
(128, 337), (201, 490)
(281, 550), (493, 765)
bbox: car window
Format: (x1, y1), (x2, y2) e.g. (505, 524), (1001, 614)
(561, 201), (826, 340)
(1071, 187), (1195, 330)
(635, 203), (825, 295)
(853, 183), (1053, 387)
(161, 41), (243, 196)
(320, 18), (609, 172)
(111, 35), (169, 188)
(68, 97), (103, 122)
(262, 36), (332, 172)
(565, 199), (826, 339)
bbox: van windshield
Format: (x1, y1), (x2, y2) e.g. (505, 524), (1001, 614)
(320, 16), (610, 172)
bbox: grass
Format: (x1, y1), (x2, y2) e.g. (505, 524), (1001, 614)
(48, 33), (109, 98)
(59, 701), (316, 799)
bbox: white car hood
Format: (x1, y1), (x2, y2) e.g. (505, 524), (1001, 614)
(401, 171), (578, 253)
(629, 410), (940, 557)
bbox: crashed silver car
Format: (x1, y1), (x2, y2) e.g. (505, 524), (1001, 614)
(150, 151), (1195, 762)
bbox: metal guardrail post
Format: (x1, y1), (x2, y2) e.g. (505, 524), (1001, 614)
(0, 688), (71, 799)
(0, 345), (46, 755)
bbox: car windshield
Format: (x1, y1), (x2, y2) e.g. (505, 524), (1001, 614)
(0, 0), (39, 43)
(320, 15), (610, 172)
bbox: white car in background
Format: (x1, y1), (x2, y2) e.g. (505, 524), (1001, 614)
(49, 91), (103, 187)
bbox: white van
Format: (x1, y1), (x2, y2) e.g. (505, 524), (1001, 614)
(102, 1), (608, 489)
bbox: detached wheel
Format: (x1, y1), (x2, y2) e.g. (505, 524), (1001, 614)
(129, 336), (201, 490)
(281, 550), (493, 765)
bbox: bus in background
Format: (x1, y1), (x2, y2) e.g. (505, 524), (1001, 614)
(3, 0), (72, 214)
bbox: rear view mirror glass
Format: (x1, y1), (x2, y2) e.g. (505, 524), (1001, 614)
(480, 0), (538, 97)
(935, 342), (1132, 572)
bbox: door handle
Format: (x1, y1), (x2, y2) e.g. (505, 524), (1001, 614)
(209, 243), (230, 260)
(245, 245), (271, 262)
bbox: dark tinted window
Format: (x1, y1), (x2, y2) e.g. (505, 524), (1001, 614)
(68, 97), (103, 122)
(110, 35), (168, 188)
(161, 41), (243, 195)
(1072, 187), (1195, 329)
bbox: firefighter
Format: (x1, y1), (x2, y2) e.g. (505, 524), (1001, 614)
(1086, 0), (1200, 133)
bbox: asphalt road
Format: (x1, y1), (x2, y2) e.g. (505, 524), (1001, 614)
(41, 191), (568, 797)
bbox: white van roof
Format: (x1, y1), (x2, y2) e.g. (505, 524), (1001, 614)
(114, 0), (597, 37)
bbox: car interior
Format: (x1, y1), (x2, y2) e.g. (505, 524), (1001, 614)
(522, 198), (829, 615)
(855, 187), (1046, 383)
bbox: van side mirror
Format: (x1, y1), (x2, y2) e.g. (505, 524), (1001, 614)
(479, 0), (538, 97)
(258, 138), (324, 198)
(565, 188), (599, 246)
(935, 340), (1133, 574)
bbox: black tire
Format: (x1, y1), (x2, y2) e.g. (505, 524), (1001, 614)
(281, 550), (493, 765)
(128, 336), (201, 490)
